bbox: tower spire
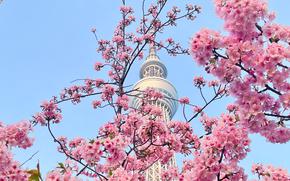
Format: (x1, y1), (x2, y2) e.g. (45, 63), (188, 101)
(149, 29), (156, 57)
(146, 28), (159, 61)
(140, 42), (167, 78)
(149, 42), (157, 57)
(131, 30), (178, 181)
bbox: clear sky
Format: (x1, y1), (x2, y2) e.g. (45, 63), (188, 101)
(0, 0), (289, 178)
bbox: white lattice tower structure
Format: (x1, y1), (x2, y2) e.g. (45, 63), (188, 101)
(131, 44), (178, 180)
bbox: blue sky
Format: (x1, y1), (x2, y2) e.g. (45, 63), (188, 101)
(0, 0), (289, 178)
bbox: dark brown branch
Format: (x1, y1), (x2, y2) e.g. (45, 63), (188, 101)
(182, 104), (189, 122)
(258, 84), (282, 96)
(235, 62), (256, 79)
(76, 164), (89, 176)
(121, 1), (168, 84)
(264, 113), (290, 120)
(217, 147), (225, 181)
(199, 87), (208, 104)
(264, 84), (282, 96)
(277, 63), (288, 69)
(255, 23), (263, 35)
(213, 49), (229, 59)
(187, 86), (225, 122)
(57, 92), (102, 104)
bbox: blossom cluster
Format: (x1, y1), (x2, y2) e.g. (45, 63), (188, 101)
(179, 97), (190, 104)
(252, 163), (290, 181)
(46, 161), (80, 181)
(193, 76), (206, 87)
(181, 114), (250, 181)
(0, 121), (33, 180)
(46, 108), (202, 179)
(190, 0), (290, 143)
(0, 120), (33, 148)
(2, 0), (289, 180)
(214, 0), (267, 40)
(34, 100), (62, 125)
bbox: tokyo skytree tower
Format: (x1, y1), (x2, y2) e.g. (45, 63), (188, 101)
(131, 43), (179, 180)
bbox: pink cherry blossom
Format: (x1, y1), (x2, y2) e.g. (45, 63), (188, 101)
(193, 76), (206, 87)
(94, 62), (104, 71)
(252, 163), (290, 181)
(92, 100), (102, 109)
(179, 97), (190, 104)
(101, 85), (115, 101)
(34, 100), (62, 125)
(191, 0), (290, 143)
(0, 121), (33, 180)
(116, 95), (129, 110)
(1, 0), (288, 180)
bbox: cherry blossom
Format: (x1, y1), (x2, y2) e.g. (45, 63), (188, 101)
(191, 0), (290, 143)
(0, 121), (33, 180)
(34, 100), (62, 125)
(179, 97), (190, 104)
(181, 114), (250, 181)
(252, 163), (290, 181)
(1, 0), (289, 180)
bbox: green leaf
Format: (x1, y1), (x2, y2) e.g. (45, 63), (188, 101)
(89, 139), (95, 144)
(108, 169), (113, 177)
(27, 169), (40, 181)
(57, 162), (65, 169)
(109, 133), (115, 139)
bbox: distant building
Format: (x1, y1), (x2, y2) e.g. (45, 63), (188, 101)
(131, 43), (178, 181)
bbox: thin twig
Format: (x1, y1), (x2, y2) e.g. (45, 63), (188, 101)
(20, 151), (39, 167)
